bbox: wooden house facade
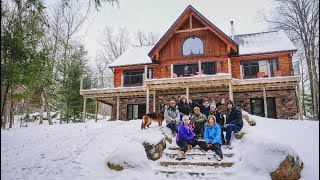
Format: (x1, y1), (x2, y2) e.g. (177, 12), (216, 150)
(80, 5), (302, 121)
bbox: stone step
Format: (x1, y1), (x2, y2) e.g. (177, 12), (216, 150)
(154, 170), (227, 180)
(164, 152), (234, 158)
(159, 161), (234, 168)
(168, 146), (233, 151)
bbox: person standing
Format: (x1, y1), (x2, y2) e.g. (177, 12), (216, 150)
(177, 95), (190, 120)
(198, 115), (223, 161)
(164, 100), (180, 136)
(200, 98), (210, 118)
(188, 98), (200, 115)
(221, 100), (243, 148)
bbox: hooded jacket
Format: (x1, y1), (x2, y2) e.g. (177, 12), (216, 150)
(177, 100), (190, 115)
(164, 105), (180, 124)
(176, 123), (194, 142)
(226, 106), (243, 127)
(204, 124), (222, 145)
(209, 109), (225, 126)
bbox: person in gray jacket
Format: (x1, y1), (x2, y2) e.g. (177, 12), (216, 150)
(164, 100), (180, 136)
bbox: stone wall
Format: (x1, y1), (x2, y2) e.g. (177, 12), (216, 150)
(110, 89), (297, 120)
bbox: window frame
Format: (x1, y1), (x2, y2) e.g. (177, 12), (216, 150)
(240, 58), (279, 79)
(182, 36), (205, 57)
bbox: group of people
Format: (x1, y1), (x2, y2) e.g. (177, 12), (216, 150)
(163, 95), (243, 160)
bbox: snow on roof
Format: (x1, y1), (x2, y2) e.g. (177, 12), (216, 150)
(234, 30), (297, 55)
(108, 45), (154, 68)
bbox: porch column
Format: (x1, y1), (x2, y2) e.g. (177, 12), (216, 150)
(95, 100), (98, 122)
(228, 58), (231, 74)
(121, 75), (124, 87)
(143, 65), (148, 86)
(82, 97), (87, 123)
(153, 92), (156, 112)
(116, 96), (120, 120)
(146, 88), (150, 113)
(228, 82), (233, 101)
(239, 64), (243, 79)
(296, 85), (303, 120)
(186, 86), (189, 100)
(198, 61), (202, 74)
(171, 64), (173, 78)
(263, 86), (268, 118)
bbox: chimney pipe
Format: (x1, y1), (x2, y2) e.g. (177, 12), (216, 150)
(230, 21), (234, 40)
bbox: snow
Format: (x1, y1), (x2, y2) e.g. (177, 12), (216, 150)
(234, 30), (297, 55)
(1, 112), (319, 180)
(108, 45), (154, 68)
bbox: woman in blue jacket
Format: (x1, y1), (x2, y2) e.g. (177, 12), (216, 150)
(176, 115), (198, 158)
(198, 115), (223, 161)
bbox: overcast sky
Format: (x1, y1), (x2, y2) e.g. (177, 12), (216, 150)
(45, 0), (276, 65)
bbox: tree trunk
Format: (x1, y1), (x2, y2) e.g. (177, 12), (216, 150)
(42, 91), (53, 125)
(9, 99), (14, 128)
(1, 82), (10, 128)
(39, 106), (44, 125)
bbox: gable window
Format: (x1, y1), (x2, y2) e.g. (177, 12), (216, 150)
(123, 69), (152, 86)
(182, 37), (204, 56)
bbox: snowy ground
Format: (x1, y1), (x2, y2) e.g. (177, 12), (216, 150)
(1, 113), (319, 180)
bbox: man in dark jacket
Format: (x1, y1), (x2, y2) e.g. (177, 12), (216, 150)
(200, 98), (210, 118)
(188, 98), (200, 115)
(177, 95), (190, 120)
(221, 100), (243, 147)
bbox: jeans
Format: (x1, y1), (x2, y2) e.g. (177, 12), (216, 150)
(221, 124), (242, 143)
(167, 122), (178, 135)
(176, 139), (198, 152)
(198, 141), (223, 158)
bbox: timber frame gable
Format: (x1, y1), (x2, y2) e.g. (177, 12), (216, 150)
(148, 5), (239, 61)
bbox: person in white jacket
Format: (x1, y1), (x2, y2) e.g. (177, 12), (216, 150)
(164, 100), (180, 136)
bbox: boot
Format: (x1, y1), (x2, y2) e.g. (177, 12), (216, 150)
(188, 144), (193, 150)
(177, 151), (185, 158)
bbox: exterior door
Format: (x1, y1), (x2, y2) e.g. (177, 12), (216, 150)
(127, 104), (146, 120)
(250, 97), (277, 118)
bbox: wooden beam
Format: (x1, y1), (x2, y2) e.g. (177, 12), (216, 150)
(228, 83), (233, 101)
(186, 86), (189, 100)
(175, 27), (209, 34)
(198, 60), (201, 74)
(296, 85), (303, 120)
(263, 86), (268, 118)
(146, 88), (150, 113)
(82, 97), (87, 123)
(189, 14), (192, 31)
(95, 100), (98, 122)
(228, 58), (231, 74)
(153, 92), (156, 112)
(116, 96), (120, 120)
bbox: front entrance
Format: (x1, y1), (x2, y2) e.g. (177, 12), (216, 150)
(250, 97), (277, 118)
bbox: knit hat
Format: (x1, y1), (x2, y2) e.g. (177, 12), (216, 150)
(169, 100), (176, 105)
(227, 100), (234, 106)
(210, 101), (216, 108)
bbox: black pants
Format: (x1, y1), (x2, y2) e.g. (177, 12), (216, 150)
(198, 141), (223, 158)
(193, 122), (205, 138)
(176, 139), (198, 152)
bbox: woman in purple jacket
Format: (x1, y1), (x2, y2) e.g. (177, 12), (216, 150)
(176, 115), (198, 158)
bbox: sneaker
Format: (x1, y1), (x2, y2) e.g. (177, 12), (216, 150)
(226, 141), (232, 149)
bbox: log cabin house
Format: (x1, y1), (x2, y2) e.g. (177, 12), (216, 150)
(80, 5), (302, 121)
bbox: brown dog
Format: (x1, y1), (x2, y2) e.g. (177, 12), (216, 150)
(141, 112), (164, 129)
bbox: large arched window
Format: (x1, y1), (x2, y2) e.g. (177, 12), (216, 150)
(182, 37), (204, 56)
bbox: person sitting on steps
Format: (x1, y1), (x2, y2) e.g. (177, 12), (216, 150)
(190, 106), (207, 140)
(164, 100), (180, 136)
(221, 100), (243, 148)
(176, 115), (198, 159)
(198, 115), (223, 161)
(209, 101), (225, 144)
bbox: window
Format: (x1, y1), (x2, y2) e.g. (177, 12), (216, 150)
(182, 37), (204, 56)
(123, 69), (152, 86)
(127, 104), (146, 120)
(173, 61), (216, 77)
(241, 59), (279, 79)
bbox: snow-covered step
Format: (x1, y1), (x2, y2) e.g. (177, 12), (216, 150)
(158, 160), (235, 167)
(163, 152), (234, 159)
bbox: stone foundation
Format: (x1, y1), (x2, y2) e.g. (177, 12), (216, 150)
(110, 89), (298, 120)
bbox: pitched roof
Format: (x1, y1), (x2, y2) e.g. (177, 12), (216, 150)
(148, 5), (238, 58)
(108, 45), (154, 68)
(233, 30), (297, 56)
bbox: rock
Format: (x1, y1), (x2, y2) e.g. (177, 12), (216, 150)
(243, 114), (256, 126)
(271, 155), (304, 180)
(235, 132), (246, 139)
(143, 138), (166, 161)
(107, 162), (123, 171)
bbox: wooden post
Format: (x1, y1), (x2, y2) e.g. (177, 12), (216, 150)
(171, 64), (173, 78)
(186, 86), (189, 100)
(146, 88), (150, 113)
(116, 96), (120, 120)
(95, 100), (98, 122)
(82, 97), (87, 123)
(121, 75), (124, 87)
(198, 60), (201, 74)
(153, 92), (156, 112)
(296, 85), (303, 120)
(228, 83), (233, 101)
(228, 58), (231, 74)
(263, 86), (268, 118)
(240, 64), (243, 79)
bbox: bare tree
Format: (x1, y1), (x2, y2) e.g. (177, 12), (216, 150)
(135, 29), (160, 46)
(260, 0), (319, 120)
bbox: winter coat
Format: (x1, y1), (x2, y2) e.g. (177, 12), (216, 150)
(209, 109), (225, 126)
(191, 113), (207, 123)
(226, 106), (243, 127)
(177, 101), (190, 115)
(177, 123), (194, 142)
(204, 124), (222, 145)
(200, 104), (210, 118)
(164, 106), (180, 125)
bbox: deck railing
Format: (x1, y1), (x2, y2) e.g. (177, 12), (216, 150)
(80, 76), (114, 90)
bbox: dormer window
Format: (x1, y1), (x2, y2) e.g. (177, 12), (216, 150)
(182, 37), (204, 56)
